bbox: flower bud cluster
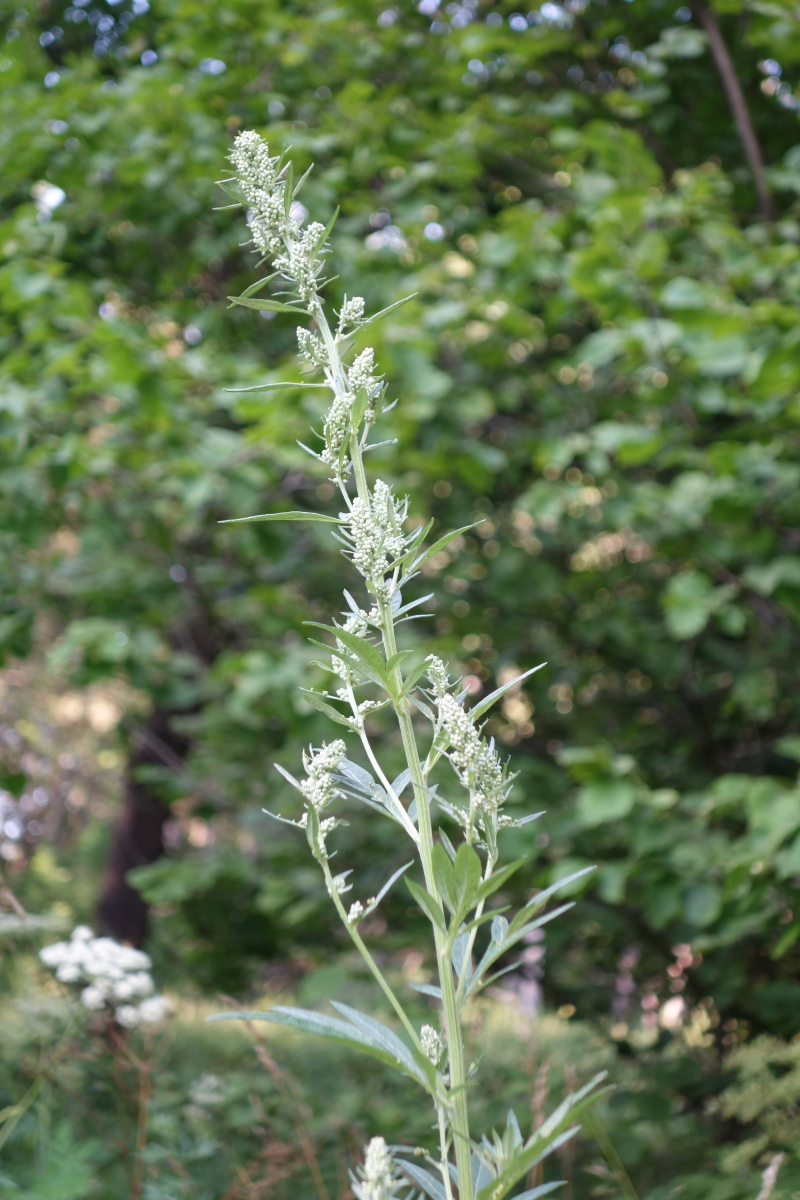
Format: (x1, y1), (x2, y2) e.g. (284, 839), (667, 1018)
(348, 347), (378, 396)
(338, 295), (365, 332)
(39, 926), (171, 1028)
(231, 132), (326, 303)
(438, 693), (508, 841)
(421, 1023), (445, 1066)
(352, 1136), (404, 1200)
(301, 740), (346, 812)
(320, 391), (354, 473)
(425, 656), (451, 699)
(297, 327), (328, 368)
(278, 222), (327, 302)
(230, 131), (285, 257)
(348, 481), (409, 591)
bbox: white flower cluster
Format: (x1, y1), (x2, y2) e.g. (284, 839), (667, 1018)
(348, 481), (408, 591)
(229, 131), (285, 256)
(338, 295), (365, 332)
(321, 391), (353, 472)
(230, 131), (326, 303)
(348, 347), (378, 396)
(301, 740), (346, 811)
(39, 926), (171, 1028)
(297, 327), (328, 368)
(300, 740), (347, 859)
(425, 656), (451, 698)
(438, 693), (508, 840)
(352, 1136), (404, 1200)
(420, 1023), (444, 1065)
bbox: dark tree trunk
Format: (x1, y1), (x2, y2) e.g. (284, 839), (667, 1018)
(96, 707), (190, 946)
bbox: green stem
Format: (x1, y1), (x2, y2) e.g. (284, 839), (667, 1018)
(316, 291), (473, 1198)
(378, 595), (474, 1200)
(319, 854), (422, 1052)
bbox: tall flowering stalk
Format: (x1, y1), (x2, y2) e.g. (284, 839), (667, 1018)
(211, 132), (604, 1200)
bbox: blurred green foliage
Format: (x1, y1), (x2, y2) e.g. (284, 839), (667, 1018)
(2, 0), (800, 1193)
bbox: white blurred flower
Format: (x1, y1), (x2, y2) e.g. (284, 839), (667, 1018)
(55, 962), (82, 983)
(137, 995), (172, 1024)
(115, 1004), (141, 1028)
(81, 985), (107, 1011)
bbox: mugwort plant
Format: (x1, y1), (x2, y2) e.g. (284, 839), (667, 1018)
(211, 131), (605, 1200)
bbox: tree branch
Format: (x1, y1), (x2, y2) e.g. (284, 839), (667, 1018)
(691, 0), (773, 219)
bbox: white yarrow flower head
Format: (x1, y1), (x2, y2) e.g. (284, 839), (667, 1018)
(40, 926), (170, 1029)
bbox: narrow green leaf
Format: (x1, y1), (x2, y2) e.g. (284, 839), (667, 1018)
(453, 844), (483, 919)
(219, 510), (341, 525)
(404, 524), (478, 580)
(510, 867), (596, 932)
(316, 205), (340, 251)
(207, 1007), (425, 1086)
(223, 381), (331, 394)
(306, 623), (391, 689)
(358, 292), (418, 328)
(283, 161), (294, 220)
(432, 843), (457, 912)
(228, 296), (308, 314)
(351, 386), (370, 431)
(475, 858), (526, 904)
(385, 649), (413, 675)
(293, 162), (314, 196)
(237, 271), (280, 299)
(406, 878), (447, 931)
(398, 1160), (448, 1200)
(330, 1002), (421, 1079)
(468, 664), (547, 723)
(299, 690), (356, 729)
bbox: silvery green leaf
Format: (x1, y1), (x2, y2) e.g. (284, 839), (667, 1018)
(356, 292), (418, 328)
(228, 295), (308, 314)
(401, 524), (479, 584)
(220, 510), (340, 525)
(491, 914), (509, 944)
(300, 690), (356, 729)
(373, 861), (414, 907)
(408, 695), (436, 723)
(236, 271), (280, 299)
(410, 982), (442, 999)
(397, 1160), (448, 1200)
(306, 623), (392, 691)
(475, 859), (526, 904)
(209, 1006), (427, 1087)
(467, 663), (547, 723)
(338, 759), (375, 790)
(330, 1002), (423, 1080)
(451, 930), (471, 978)
(390, 768), (412, 797)
(438, 830), (457, 862)
(475, 1073), (609, 1200)
(408, 800), (418, 825)
(273, 762), (303, 791)
(510, 868), (596, 931)
(395, 593), (433, 617)
(262, 807), (303, 829)
(513, 1185), (563, 1200)
(406, 878), (446, 930)
(517, 812), (546, 826)
(223, 381), (330, 393)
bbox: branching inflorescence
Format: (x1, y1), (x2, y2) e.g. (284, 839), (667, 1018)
(211, 131), (604, 1200)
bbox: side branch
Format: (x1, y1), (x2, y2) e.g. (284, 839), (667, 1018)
(691, 0), (773, 220)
